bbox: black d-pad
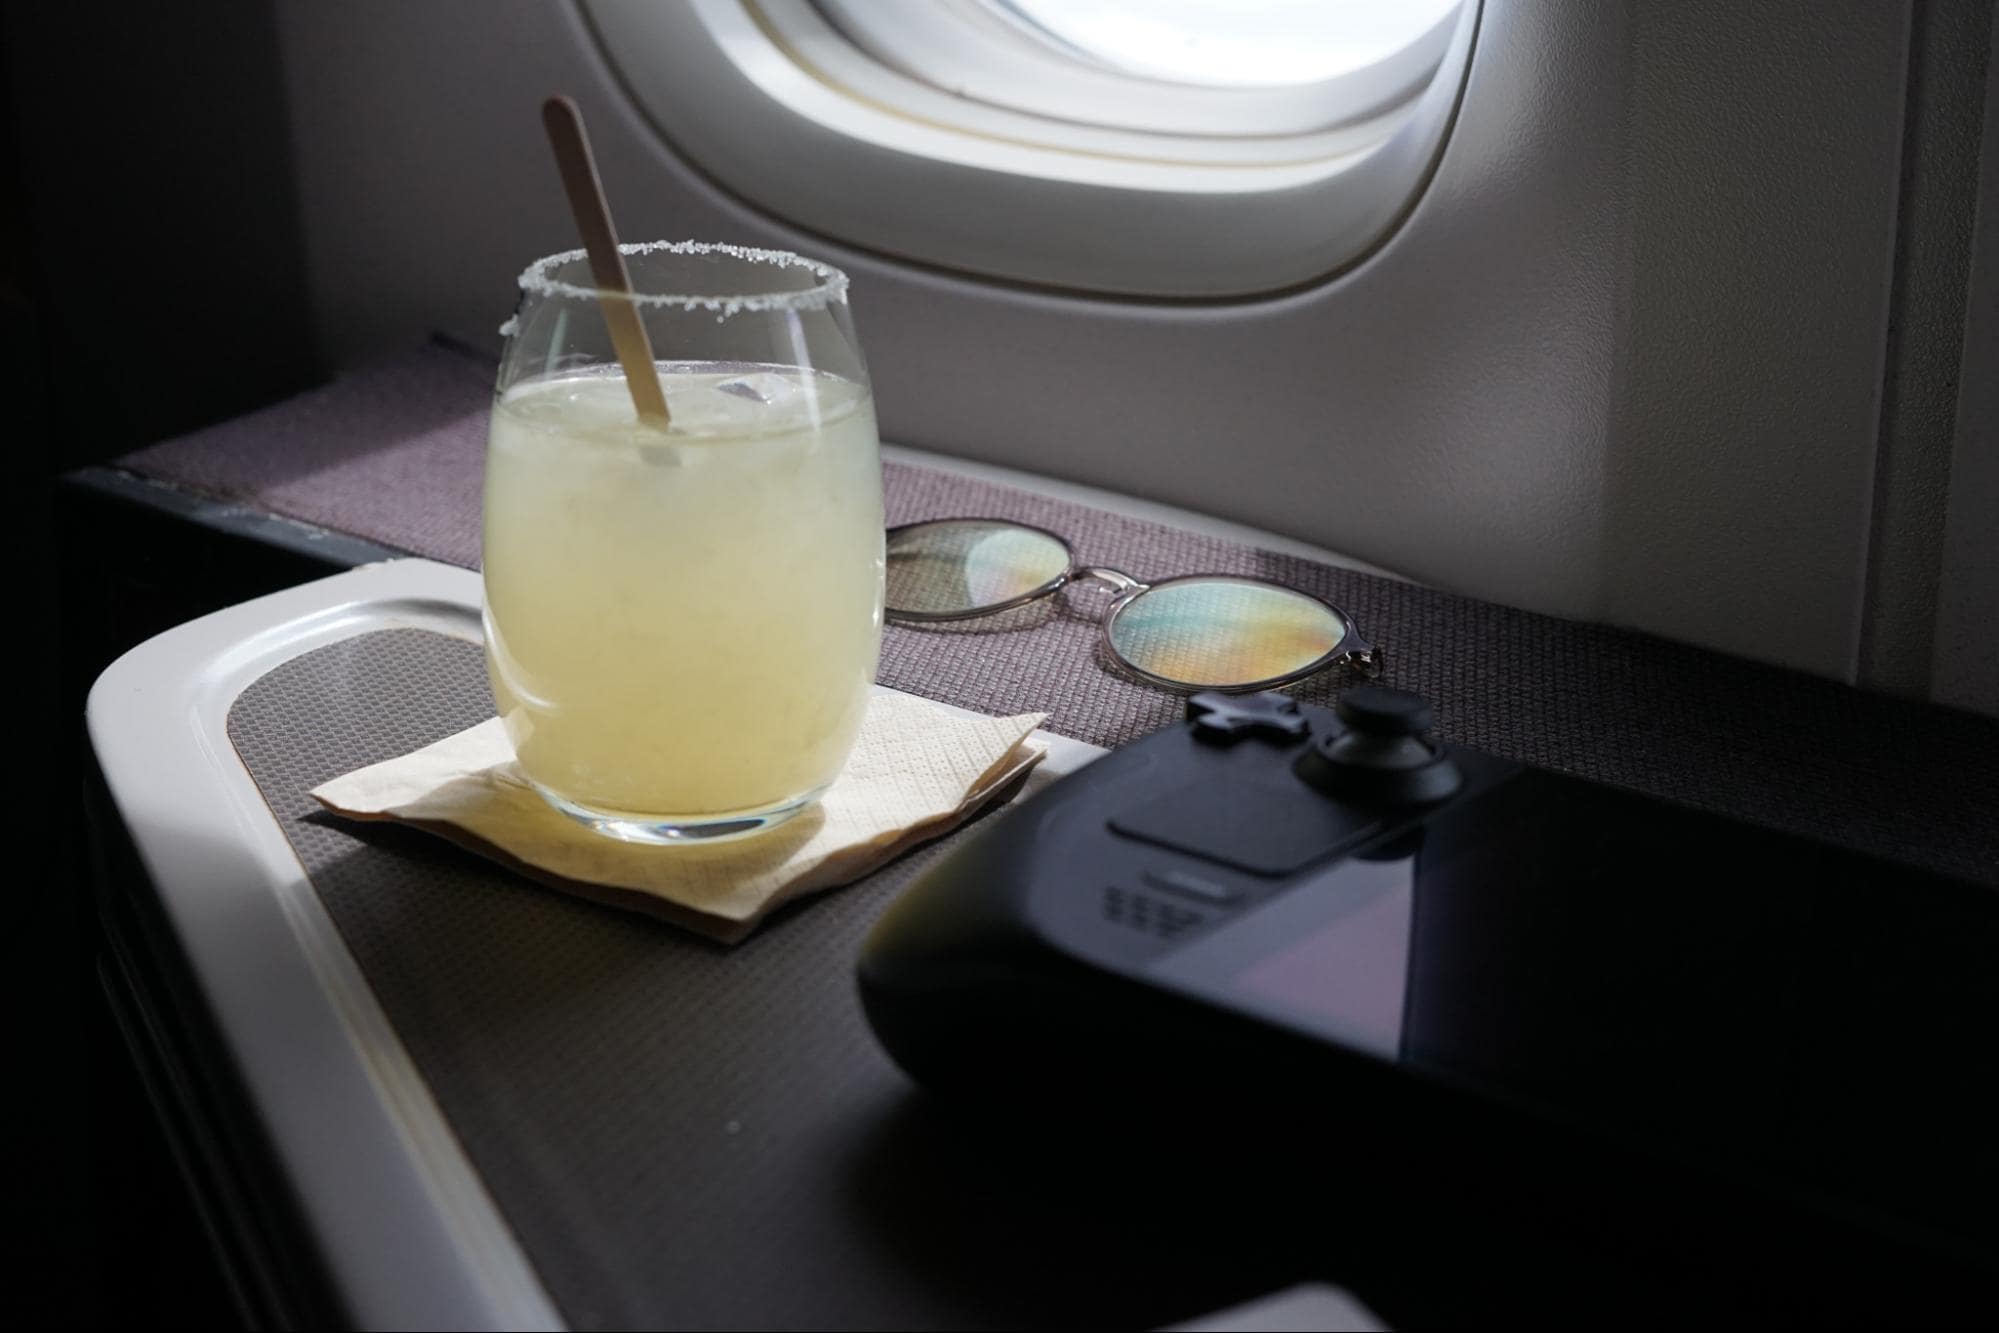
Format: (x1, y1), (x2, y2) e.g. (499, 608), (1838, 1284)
(1185, 691), (1311, 743)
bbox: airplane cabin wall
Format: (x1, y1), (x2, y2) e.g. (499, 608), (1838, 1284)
(264, 0), (1995, 714)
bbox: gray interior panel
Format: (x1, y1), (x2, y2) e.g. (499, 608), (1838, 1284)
(261, 0), (1978, 697)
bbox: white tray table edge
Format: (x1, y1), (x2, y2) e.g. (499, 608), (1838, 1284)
(85, 556), (1102, 1331)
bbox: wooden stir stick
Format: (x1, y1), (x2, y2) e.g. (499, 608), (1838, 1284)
(541, 94), (671, 426)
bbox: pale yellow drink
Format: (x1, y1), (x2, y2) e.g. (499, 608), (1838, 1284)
(483, 363), (884, 823)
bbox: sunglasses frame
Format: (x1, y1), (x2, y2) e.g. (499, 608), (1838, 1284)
(884, 517), (1380, 693)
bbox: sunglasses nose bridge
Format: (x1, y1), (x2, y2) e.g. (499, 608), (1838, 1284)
(1071, 565), (1145, 598)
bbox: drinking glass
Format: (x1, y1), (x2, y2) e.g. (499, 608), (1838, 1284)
(484, 241), (884, 843)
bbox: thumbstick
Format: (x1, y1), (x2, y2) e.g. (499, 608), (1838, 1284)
(1296, 687), (1463, 804)
(1337, 688), (1433, 737)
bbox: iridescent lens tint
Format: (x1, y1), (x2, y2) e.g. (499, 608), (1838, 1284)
(1106, 576), (1350, 688)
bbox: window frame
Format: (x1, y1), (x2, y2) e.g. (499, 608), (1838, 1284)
(576, 0), (1482, 297)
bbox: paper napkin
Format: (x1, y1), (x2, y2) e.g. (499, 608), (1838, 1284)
(312, 691), (1047, 943)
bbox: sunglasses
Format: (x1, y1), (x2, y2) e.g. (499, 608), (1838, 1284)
(884, 518), (1380, 693)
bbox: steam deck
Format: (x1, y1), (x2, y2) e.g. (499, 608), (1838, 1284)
(859, 688), (1999, 1302)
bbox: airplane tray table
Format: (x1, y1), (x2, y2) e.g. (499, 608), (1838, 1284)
(84, 348), (1999, 1328)
(88, 564), (1999, 1328)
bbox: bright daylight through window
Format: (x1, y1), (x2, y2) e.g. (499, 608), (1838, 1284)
(999, 0), (1463, 88)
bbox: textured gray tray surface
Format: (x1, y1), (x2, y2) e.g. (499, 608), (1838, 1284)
(121, 341), (494, 566)
(226, 629), (1297, 1331)
(873, 469), (1999, 883)
(142, 343), (1999, 882)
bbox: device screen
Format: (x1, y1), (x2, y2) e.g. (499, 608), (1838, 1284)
(1149, 771), (1999, 1249)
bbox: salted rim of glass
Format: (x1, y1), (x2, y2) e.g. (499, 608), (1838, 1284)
(516, 239), (850, 313)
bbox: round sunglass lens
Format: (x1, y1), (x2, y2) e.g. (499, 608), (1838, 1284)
(1107, 577), (1350, 689)
(885, 520), (1072, 618)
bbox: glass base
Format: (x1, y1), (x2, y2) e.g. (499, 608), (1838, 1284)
(533, 781), (828, 845)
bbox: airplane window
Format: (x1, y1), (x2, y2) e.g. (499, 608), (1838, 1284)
(578, 0), (1480, 296)
(814, 0), (1466, 138)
